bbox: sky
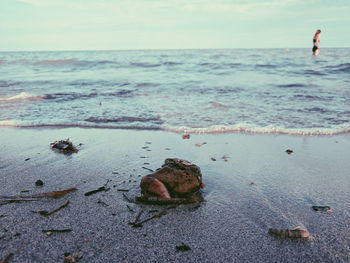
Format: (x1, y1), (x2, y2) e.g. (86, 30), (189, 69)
(0, 0), (349, 51)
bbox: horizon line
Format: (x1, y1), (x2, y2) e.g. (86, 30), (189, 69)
(0, 46), (349, 53)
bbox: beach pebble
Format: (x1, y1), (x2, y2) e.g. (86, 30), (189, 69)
(176, 244), (191, 252)
(35, 180), (44, 186)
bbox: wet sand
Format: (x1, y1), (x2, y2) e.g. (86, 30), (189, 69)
(1, 127), (350, 263)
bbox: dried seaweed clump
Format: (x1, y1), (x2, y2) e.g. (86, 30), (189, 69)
(50, 139), (78, 153)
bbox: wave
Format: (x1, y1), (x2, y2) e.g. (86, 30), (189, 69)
(43, 89), (134, 101)
(0, 81), (22, 87)
(0, 92), (43, 101)
(43, 92), (98, 101)
(1, 121), (349, 136)
(34, 59), (77, 65)
(130, 62), (161, 68)
(325, 63), (350, 73)
(85, 116), (164, 124)
(276, 83), (308, 88)
(255, 64), (278, 69)
(303, 70), (327, 76)
(1, 59), (184, 68)
(0, 59), (120, 68)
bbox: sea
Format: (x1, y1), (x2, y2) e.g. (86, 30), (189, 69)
(0, 48), (349, 135)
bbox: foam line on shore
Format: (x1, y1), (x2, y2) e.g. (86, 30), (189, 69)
(0, 121), (349, 136)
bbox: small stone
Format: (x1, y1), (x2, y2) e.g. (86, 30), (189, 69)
(176, 244), (191, 252)
(35, 180), (44, 186)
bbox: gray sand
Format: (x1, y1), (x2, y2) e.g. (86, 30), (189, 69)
(1, 128), (350, 262)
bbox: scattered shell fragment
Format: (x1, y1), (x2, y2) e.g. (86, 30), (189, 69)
(312, 206), (332, 213)
(64, 252), (82, 263)
(268, 226), (310, 239)
(286, 149), (294, 154)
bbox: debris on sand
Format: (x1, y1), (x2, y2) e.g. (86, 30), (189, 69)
(142, 166), (154, 172)
(0, 253), (13, 263)
(35, 180), (44, 186)
(312, 206), (332, 213)
(117, 189), (129, 192)
(195, 142), (207, 147)
(64, 252), (82, 263)
(33, 200), (70, 216)
(182, 134), (190, 139)
(176, 244), (191, 252)
(137, 158), (204, 205)
(122, 193), (133, 203)
(211, 157), (216, 161)
(126, 205), (134, 212)
(84, 186), (109, 196)
(50, 139), (79, 153)
(0, 188), (77, 200)
(84, 180), (111, 196)
(286, 149), (294, 154)
(42, 229), (72, 235)
(97, 200), (109, 207)
(268, 226), (310, 239)
(128, 210), (167, 228)
(221, 155), (229, 162)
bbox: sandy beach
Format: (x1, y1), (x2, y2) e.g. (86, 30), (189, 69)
(1, 127), (350, 262)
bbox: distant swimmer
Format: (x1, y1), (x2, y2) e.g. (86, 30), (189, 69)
(312, 29), (321, 56)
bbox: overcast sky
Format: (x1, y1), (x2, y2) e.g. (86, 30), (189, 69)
(1, 0), (349, 51)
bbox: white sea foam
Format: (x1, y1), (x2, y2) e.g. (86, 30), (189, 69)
(0, 92), (42, 101)
(163, 123), (350, 136)
(0, 121), (349, 136)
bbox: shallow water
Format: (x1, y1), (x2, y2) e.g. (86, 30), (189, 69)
(0, 48), (349, 135)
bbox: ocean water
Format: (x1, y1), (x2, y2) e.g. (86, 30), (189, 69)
(0, 48), (349, 135)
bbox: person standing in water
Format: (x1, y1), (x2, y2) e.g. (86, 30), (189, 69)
(312, 29), (321, 56)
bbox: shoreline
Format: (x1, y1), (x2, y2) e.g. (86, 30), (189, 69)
(1, 127), (350, 262)
(0, 123), (349, 136)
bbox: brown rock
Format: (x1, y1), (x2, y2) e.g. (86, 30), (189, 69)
(139, 158), (204, 201)
(268, 226), (310, 238)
